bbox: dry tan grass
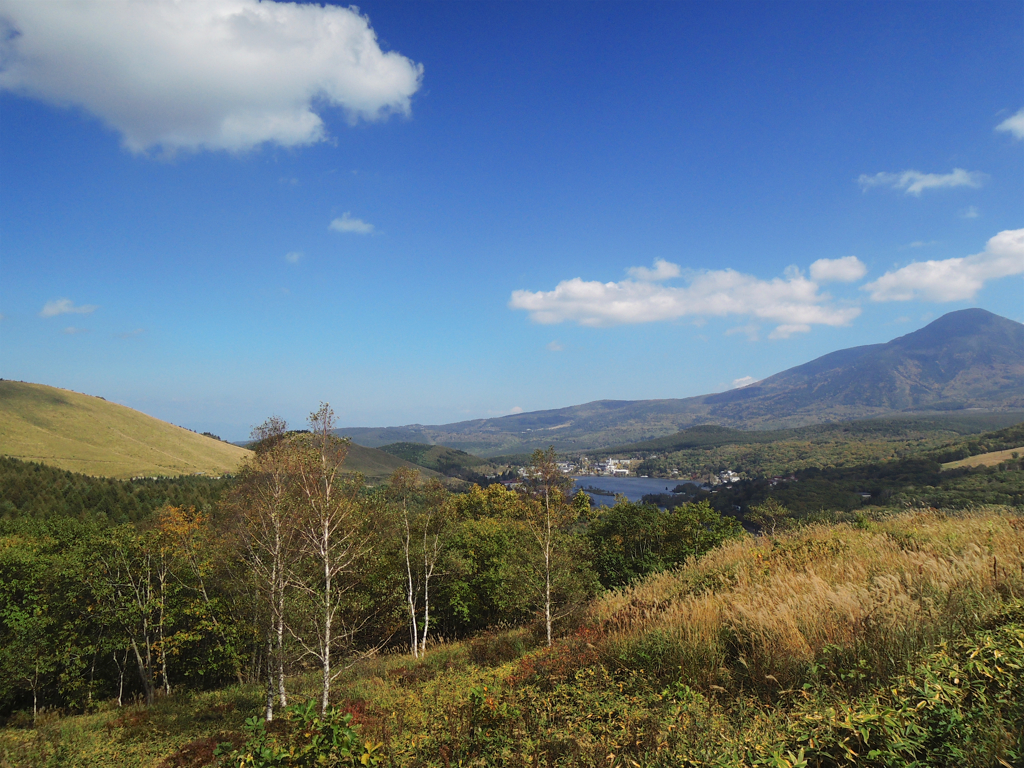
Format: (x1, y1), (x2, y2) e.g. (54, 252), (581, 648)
(942, 446), (1024, 469)
(588, 508), (1024, 691)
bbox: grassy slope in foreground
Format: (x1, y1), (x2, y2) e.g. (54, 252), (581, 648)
(3, 508), (1021, 767)
(0, 381), (250, 479)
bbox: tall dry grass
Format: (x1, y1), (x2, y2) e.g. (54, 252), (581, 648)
(588, 508), (1024, 694)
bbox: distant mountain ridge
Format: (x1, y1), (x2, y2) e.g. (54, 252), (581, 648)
(338, 309), (1024, 457)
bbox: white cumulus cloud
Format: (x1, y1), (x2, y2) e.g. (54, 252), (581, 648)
(864, 229), (1024, 302)
(996, 108), (1024, 140)
(329, 212), (374, 234)
(809, 255), (866, 283)
(857, 168), (986, 196)
(509, 261), (860, 337)
(0, 0), (423, 153)
(40, 298), (97, 318)
(731, 376), (759, 389)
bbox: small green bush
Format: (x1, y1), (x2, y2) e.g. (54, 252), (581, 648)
(215, 701), (380, 767)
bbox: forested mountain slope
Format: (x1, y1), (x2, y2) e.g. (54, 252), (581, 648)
(339, 309), (1024, 456)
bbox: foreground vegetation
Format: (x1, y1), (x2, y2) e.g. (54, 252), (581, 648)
(3, 408), (1024, 767)
(1, 507), (1021, 767)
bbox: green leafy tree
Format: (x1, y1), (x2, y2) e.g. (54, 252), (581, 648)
(747, 497), (796, 535)
(0, 532), (57, 719)
(589, 498), (743, 588)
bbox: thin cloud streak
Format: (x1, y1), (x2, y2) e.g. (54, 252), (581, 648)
(995, 108), (1024, 140)
(329, 212), (374, 234)
(40, 298), (98, 317)
(857, 168), (986, 196)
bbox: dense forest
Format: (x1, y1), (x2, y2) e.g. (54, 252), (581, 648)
(0, 409), (741, 723)
(631, 417), (1024, 480)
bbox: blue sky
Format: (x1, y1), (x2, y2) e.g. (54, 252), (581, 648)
(1, 0), (1022, 441)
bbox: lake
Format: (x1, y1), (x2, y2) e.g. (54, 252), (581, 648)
(572, 476), (682, 505)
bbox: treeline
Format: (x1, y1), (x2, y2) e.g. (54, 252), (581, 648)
(633, 417), (1024, 480)
(0, 406), (741, 721)
(926, 421), (1024, 463)
(0, 456), (231, 524)
(642, 455), (1024, 519)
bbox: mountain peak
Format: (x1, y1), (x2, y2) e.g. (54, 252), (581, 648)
(892, 308), (1023, 350)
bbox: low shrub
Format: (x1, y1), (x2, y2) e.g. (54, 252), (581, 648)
(215, 700), (381, 767)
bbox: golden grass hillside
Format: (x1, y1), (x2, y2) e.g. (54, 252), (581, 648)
(589, 508), (1024, 692)
(943, 445), (1024, 469)
(0, 381), (249, 479)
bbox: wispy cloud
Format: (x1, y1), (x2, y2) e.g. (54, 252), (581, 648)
(626, 258), (680, 282)
(731, 375), (759, 389)
(905, 240), (940, 249)
(285, 251), (302, 264)
(62, 326), (89, 335)
(769, 324), (812, 339)
(510, 260), (860, 338)
(864, 228), (1024, 302)
(809, 255), (866, 283)
(857, 168), (986, 196)
(40, 298), (98, 318)
(995, 107), (1024, 140)
(0, 0), (422, 153)
(546, 340), (564, 352)
(960, 206), (980, 219)
(329, 212), (374, 234)
(116, 328), (144, 339)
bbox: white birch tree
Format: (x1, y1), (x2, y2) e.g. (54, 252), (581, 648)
(387, 470), (451, 657)
(291, 403), (371, 714)
(231, 416), (297, 721)
(522, 447), (577, 647)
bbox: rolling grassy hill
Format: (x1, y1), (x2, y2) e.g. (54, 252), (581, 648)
(342, 442), (441, 485)
(0, 381), (250, 479)
(0, 381), (434, 485)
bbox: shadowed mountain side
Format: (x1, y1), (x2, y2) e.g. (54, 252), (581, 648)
(338, 309), (1024, 457)
(0, 381), (250, 478)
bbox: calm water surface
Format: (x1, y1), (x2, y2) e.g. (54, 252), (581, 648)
(571, 476), (680, 505)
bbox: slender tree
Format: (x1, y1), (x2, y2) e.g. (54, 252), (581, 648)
(521, 447), (577, 646)
(387, 470), (451, 657)
(291, 404), (371, 713)
(91, 526), (163, 706)
(230, 417), (297, 721)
